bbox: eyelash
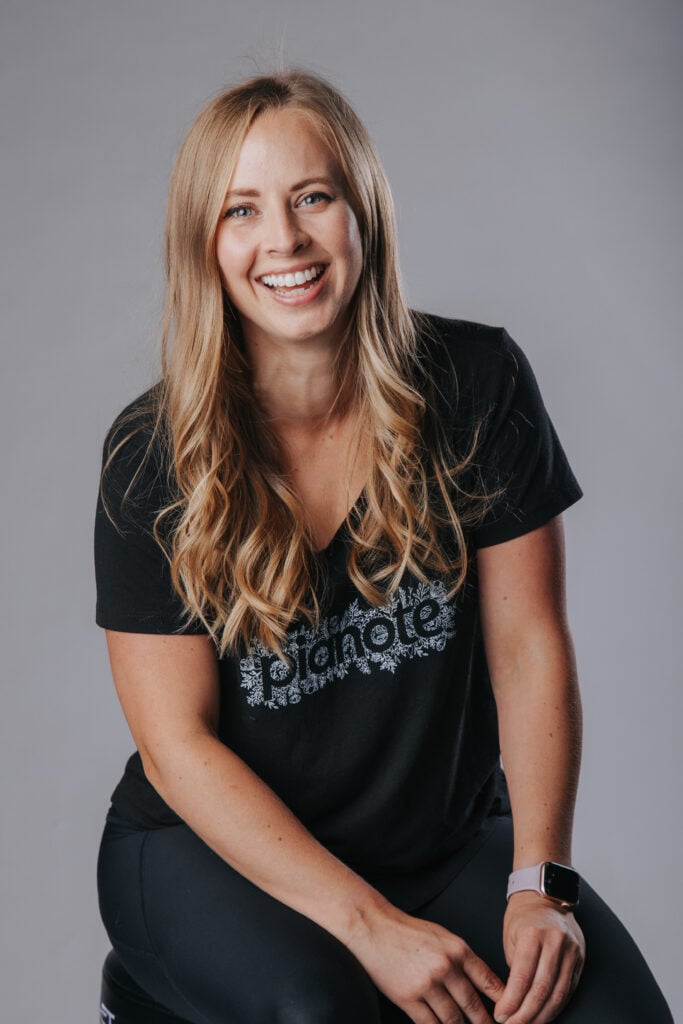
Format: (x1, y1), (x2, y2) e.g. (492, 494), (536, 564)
(223, 192), (333, 220)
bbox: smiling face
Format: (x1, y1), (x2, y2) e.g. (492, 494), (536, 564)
(215, 107), (364, 355)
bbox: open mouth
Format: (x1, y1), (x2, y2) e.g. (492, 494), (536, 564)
(259, 263), (328, 297)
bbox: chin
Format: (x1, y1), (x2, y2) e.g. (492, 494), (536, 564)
(271, 310), (342, 341)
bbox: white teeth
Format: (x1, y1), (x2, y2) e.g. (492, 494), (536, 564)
(260, 264), (323, 288)
(275, 284), (311, 296)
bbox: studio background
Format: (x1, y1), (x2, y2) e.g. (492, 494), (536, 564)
(2, 1), (681, 1021)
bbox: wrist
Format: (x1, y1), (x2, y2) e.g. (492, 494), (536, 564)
(512, 846), (572, 871)
(507, 859), (580, 909)
(506, 889), (574, 913)
(335, 884), (399, 952)
(325, 879), (395, 949)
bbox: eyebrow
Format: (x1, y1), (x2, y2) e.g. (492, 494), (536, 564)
(225, 176), (338, 199)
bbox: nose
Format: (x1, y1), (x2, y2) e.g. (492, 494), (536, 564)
(265, 204), (309, 255)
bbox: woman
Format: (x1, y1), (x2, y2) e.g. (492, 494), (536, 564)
(95, 68), (673, 1024)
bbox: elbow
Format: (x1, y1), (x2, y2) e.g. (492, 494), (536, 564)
(136, 728), (217, 805)
(138, 745), (166, 796)
(137, 741), (173, 802)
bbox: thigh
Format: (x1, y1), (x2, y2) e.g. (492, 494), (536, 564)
(97, 812), (382, 1024)
(385, 815), (673, 1024)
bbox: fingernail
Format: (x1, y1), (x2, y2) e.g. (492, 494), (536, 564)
(495, 1016), (508, 1023)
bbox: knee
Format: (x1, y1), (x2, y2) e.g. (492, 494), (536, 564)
(559, 961), (674, 1024)
(271, 947), (381, 1024)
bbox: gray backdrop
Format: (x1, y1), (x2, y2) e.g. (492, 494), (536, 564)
(2, 1), (681, 1020)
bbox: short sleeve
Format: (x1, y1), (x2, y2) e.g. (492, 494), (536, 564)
(94, 402), (208, 635)
(467, 328), (583, 548)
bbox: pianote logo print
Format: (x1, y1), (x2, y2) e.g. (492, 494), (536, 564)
(239, 580), (456, 709)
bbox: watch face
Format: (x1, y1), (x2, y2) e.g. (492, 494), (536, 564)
(542, 862), (580, 905)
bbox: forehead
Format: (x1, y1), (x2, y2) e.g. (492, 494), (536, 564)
(228, 108), (342, 188)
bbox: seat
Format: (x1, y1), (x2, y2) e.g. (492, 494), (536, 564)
(100, 948), (194, 1023)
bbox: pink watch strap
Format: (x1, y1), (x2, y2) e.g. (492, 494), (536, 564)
(507, 862), (545, 900)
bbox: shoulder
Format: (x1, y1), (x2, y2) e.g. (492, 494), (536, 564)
(102, 385), (160, 459)
(99, 383), (173, 518)
(413, 310), (521, 373)
(411, 310), (526, 418)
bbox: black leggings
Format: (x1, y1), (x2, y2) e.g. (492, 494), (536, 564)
(97, 808), (673, 1023)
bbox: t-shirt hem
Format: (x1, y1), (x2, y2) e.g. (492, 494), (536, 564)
(95, 611), (209, 635)
(474, 481), (583, 550)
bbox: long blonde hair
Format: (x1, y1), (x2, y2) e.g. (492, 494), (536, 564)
(101, 67), (494, 660)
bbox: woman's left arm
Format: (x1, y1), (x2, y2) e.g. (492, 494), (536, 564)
(477, 515), (586, 1024)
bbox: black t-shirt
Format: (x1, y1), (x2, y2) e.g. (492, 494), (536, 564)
(94, 314), (583, 911)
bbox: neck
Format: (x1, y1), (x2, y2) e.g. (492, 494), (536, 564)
(245, 332), (352, 432)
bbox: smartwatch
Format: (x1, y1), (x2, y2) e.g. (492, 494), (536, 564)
(507, 861), (580, 909)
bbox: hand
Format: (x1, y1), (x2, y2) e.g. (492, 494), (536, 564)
(345, 900), (505, 1023)
(494, 892), (585, 1024)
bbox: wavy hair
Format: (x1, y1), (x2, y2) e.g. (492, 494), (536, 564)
(101, 67), (495, 660)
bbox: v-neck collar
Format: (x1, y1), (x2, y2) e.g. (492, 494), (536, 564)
(313, 486), (368, 557)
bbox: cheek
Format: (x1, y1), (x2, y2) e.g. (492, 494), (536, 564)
(343, 213), (364, 282)
(215, 235), (231, 287)
(333, 206), (363, 269)
(215, 231), (251, 290)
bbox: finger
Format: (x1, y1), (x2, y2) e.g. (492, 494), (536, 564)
(526, 947), (584, 1024)
(424, 984), (465, 1024)
(460, 944), (506, 1004)
(438, 977), (491, 1024)
(501, 937), (563, 1024)
(405, 1000), (441, 1024)
(494, 931), (542, 1021)
(570, 952), (585, 993)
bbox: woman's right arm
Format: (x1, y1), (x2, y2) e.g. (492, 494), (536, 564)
(105, 628), (504, 1024)
(105, 628), (383, 936)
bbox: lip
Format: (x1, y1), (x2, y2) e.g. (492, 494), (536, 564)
(258, 263), (330, 306)
(257, 260), (328, 279)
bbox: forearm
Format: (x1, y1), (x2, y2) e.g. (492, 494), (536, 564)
(494, 630), (582, 868)
(143, 733), (390, 944)
(478, 523), (587, 1022)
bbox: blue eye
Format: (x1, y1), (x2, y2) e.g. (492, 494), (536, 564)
(224, 204), (252, 219)
(300, 192), (332, 206)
